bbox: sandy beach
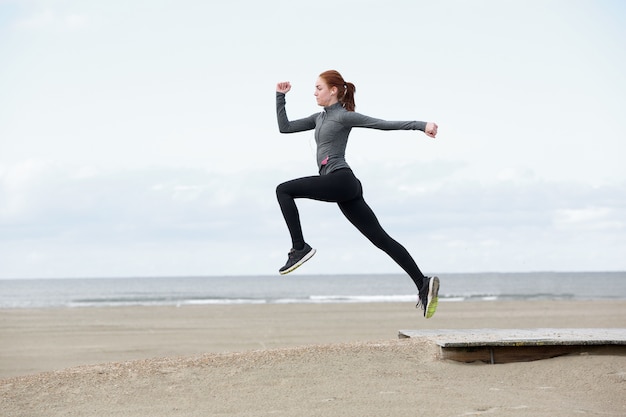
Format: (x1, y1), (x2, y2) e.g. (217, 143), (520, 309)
(1, 300), (625, 416)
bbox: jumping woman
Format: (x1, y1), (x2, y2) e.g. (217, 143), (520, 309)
(275, 70), (440, 318)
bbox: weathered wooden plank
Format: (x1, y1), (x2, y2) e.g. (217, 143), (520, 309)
(398, 328), (626, 346)
(398, 328), (626, 364)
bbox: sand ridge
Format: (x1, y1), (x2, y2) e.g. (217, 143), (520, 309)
(2, 338), (624, 417)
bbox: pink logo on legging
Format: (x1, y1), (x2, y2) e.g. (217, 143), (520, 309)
(321, 156), (329, 165)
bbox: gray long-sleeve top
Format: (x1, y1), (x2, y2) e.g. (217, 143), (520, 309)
(276, 92), (427, 175)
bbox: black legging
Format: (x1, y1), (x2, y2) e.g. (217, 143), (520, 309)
(276, 168), (425, 291)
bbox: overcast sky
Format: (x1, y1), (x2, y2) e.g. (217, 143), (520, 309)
(1, 0), (625, 279)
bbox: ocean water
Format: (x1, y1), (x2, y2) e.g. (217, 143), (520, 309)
(0, 272), (625, 309)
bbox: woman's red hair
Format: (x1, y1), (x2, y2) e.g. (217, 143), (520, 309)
(319, 70), (356, 111)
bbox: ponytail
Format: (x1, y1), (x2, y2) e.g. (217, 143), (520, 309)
(342, 82), (356, 112)
(319, 70), (357, 112)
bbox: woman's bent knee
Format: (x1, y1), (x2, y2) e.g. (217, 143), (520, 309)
(276, 182), (288, 196)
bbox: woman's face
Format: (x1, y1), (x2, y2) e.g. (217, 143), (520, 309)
(314, 77), (337, 107)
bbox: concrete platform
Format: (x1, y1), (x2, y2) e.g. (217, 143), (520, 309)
(398, 328), (626, 364)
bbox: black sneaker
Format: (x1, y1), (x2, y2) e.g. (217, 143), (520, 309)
(279, 243), (316, 275)
(416, 276), (440, 318)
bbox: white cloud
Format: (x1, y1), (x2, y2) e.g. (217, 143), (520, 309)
(553, 207), (624, 231)
(0, 160), (625, 278)
(0, 159), (50, 219)
(11, 10), (88, 31)
(64, 13), (87, 29)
